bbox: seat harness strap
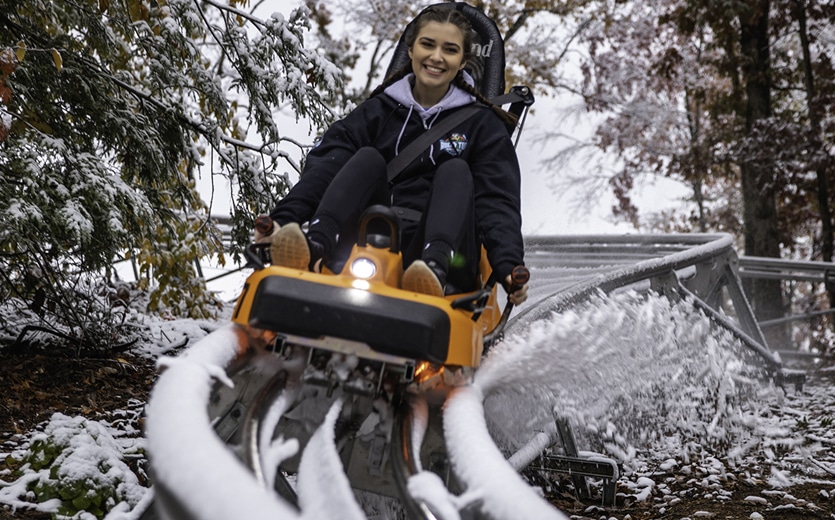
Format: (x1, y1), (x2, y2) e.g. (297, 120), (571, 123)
(386, 104), (481, 184)
(385, 91), (526, 184)
(386, 92), (527, 222)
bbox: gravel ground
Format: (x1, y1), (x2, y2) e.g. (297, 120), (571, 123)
(550, 365), (835, 519)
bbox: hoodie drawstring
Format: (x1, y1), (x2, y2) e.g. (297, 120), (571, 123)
(394, 104), (414, 157)
(425, 108), (443, 166)
(394, 102), (448, 166)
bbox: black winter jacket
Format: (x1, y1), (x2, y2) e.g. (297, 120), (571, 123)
(270, 93), (524, 282)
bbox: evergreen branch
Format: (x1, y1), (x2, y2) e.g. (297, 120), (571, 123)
(200, 0), (268, 28)
(192, 0), (240, 84)
(104, 70), (297, 170)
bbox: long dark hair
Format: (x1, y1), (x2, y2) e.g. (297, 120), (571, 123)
(369, 5), (517, 128)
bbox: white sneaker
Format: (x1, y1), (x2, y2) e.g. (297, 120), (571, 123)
(401, 260), (444, 297)
(270, 223), (310, 270)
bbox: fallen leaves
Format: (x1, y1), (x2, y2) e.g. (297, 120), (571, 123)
(0, 351), (155, 437)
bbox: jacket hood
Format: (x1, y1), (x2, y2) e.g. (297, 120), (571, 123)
(384, 71), (477, 161)
(384, 71), (477, 124)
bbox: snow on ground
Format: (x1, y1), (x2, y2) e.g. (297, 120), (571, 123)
(1, 288), (834, 519)
(0, 411), (147, 517)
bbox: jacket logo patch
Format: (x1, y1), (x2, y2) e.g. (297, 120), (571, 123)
(439, 133), (468, 156)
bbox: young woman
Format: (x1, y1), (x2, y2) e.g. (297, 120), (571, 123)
(258, 5), (528, 304)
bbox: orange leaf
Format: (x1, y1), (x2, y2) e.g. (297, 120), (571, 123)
(14, 41), (25, 63)
(51, 49), (63, 72)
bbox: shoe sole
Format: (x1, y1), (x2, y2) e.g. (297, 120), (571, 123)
(402, 260), (444, 297)
(270, 223), (310, 270)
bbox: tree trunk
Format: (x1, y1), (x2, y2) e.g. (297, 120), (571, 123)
(738, 0), (789, 349)
(795, 0), (835, 299)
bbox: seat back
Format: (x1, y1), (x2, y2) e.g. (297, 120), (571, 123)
(384, 2), (506, 100)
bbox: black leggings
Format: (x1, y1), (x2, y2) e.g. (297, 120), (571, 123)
(308, 147), (480, 291)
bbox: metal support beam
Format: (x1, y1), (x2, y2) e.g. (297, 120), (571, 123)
(549, 417), (618, 505)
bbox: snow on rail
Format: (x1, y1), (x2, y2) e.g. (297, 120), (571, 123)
(443, 385), (570, 520)
(145, 325), (302, 520)
(297, 400), (367, 520)
(518, 233), (735, 322)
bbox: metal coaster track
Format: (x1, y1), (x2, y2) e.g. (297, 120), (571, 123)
(513, 234), (800, 386)
(141, 233), (804, 520)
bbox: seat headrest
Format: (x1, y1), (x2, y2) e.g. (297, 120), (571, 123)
(384, 2), (506, 100)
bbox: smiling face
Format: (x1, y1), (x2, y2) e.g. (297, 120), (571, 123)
(408, 21), (467, 107)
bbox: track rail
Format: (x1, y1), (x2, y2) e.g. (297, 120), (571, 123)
(515, 234), (792, 379)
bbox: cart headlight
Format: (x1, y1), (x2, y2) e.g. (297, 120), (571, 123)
(350, 258), (377, 279)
